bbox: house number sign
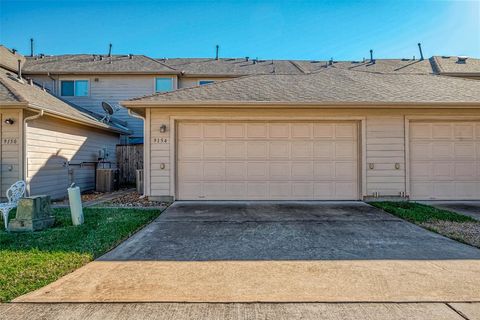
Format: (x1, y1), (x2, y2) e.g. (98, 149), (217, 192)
(153, 137), (168, 144)
(2, 137), (18, 145)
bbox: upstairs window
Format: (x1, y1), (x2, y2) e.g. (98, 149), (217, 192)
(199, 80), (215, 85)
(155, 78), (173, 93)
(61, 80), (89, 96)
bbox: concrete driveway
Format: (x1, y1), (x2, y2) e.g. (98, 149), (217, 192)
(99, 201), (480, 261)
(15, 201), (480, 303)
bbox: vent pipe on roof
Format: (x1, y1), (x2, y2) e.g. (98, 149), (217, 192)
(328, 58), (333, 66)
(129, 54), (133, 59)
(369, 49), (375, 63)
(108, 43), (112, 57)
(245, 56), (249, 62)
(11, 48), (17, 54)
(417, 43), (424, 60)
(30, 38), (34, 57)
(17, 60), (22, 80)
(215, 45), (219, 60)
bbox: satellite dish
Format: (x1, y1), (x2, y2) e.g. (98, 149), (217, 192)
(101, 101), (120, 123)
(102, 101), (115, 115)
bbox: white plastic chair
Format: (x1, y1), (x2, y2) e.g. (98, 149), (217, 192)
(0, 181), (26, 230)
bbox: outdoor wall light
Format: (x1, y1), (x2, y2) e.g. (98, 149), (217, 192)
(160, 124), (167, 133)
(4, 118), (15, 125)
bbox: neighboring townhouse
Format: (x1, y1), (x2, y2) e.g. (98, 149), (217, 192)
(0, 47), (130, 200)
(122, 67), (480, 201)
(22, 53), (180, 143)
(19, 50), (480, 144)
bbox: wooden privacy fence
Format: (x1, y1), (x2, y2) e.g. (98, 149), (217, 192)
(116, 144), (143, 186)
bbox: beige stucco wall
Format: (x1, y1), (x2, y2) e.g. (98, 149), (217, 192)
(26, 115), (120, 199)
(0, 108), (23, 199)
(142, 106), (480, 200)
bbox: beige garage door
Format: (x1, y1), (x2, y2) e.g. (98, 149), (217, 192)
(177, 121), (359, 200)
(410, 121), (480, 200)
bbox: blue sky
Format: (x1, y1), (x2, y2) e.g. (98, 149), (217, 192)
(1, 0), (479, 60)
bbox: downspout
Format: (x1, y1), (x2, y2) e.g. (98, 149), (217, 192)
(23, 109), (44, 195)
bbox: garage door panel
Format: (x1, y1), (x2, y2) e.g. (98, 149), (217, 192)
(247, 142), (268, 158)
(454, 143), (475, 159)
(247, 162), (268, 180)
(203, 162), (225, 180)
(335, 141), (356, 158)
(410, 121), (480, 200)
(226, 141), (246, 158)
(313, 124), (334, 138)
(432, 142), (453, 159)
(225, 123), (245, 138)
(454, 124), (474, 139)
(314, 141), (334, 158)
(178, 141), (203, 159)
(269, 162), (291, 180)
(291, 123), (312, 138)
(269, 123), (289, 138)
(204, 141), (225, 159)
(203, 123), (225, 138)
(336, 162), (357, 180)
(225, 162), (246, 180)
(177, 121), (358, 200)
(291, 162), (313, 180)
(269, 141), (290, 158)
(247, 123), (267, 138)
(291, 141), (313, 158)
(178, 123), (202, 139)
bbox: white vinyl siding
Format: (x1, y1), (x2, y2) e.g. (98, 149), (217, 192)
(0, 109), (23, 200)
(26, 115), (120, 200)
(366, 116), (405, 196)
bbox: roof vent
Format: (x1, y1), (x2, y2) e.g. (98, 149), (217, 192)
(457, 56), (468, 63)
(92, 54), (96, 61)
(129, 54), (133, 59)
(108, 43), (112, 57)
(369, 49), (375, 64)
(245, 56), (249, 62)
(417, 43), (424, 60)
(99, 55), (104, 61)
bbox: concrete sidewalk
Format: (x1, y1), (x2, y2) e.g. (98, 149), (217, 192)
(14, 260), (480, 303)
(1, 302), (479, 320)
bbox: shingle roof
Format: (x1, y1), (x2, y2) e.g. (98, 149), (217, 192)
(23, 54), (178, 74)
(160, 57), (438, 76)
(433, 56), (480, 74)
(125, 67), (480, 105)
(0, 81), (21, 103)
(161, 57), (305, 76)
(0, 68), (130, 133)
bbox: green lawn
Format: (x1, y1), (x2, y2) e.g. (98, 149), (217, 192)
(370, 201), (475, 223)
(0, 207), (161, 302)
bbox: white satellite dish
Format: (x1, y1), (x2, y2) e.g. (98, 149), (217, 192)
(101, 101), (121, 123)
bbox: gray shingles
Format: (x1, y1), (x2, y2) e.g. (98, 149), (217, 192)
(0, 81), (21, 102)
(433, 56), (480, 74)
(23, 55), (177, 74)
(126, 67), (480, 104)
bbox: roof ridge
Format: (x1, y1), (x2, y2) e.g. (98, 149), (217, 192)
(142, 55), (179, 72)
(0, 73), (28, 103)
(289, 60), (308, 74)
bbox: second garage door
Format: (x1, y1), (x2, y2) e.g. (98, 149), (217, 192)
(410, 121), (480, 200)
(177, 121), (359, 200)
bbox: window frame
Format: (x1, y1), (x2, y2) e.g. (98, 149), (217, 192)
(60, 79), (90, 97)
(154, 77), (174, 93)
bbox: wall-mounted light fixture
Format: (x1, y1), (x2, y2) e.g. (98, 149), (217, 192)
(4, 118), (15, 125)
(160, 124), (167, 133)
